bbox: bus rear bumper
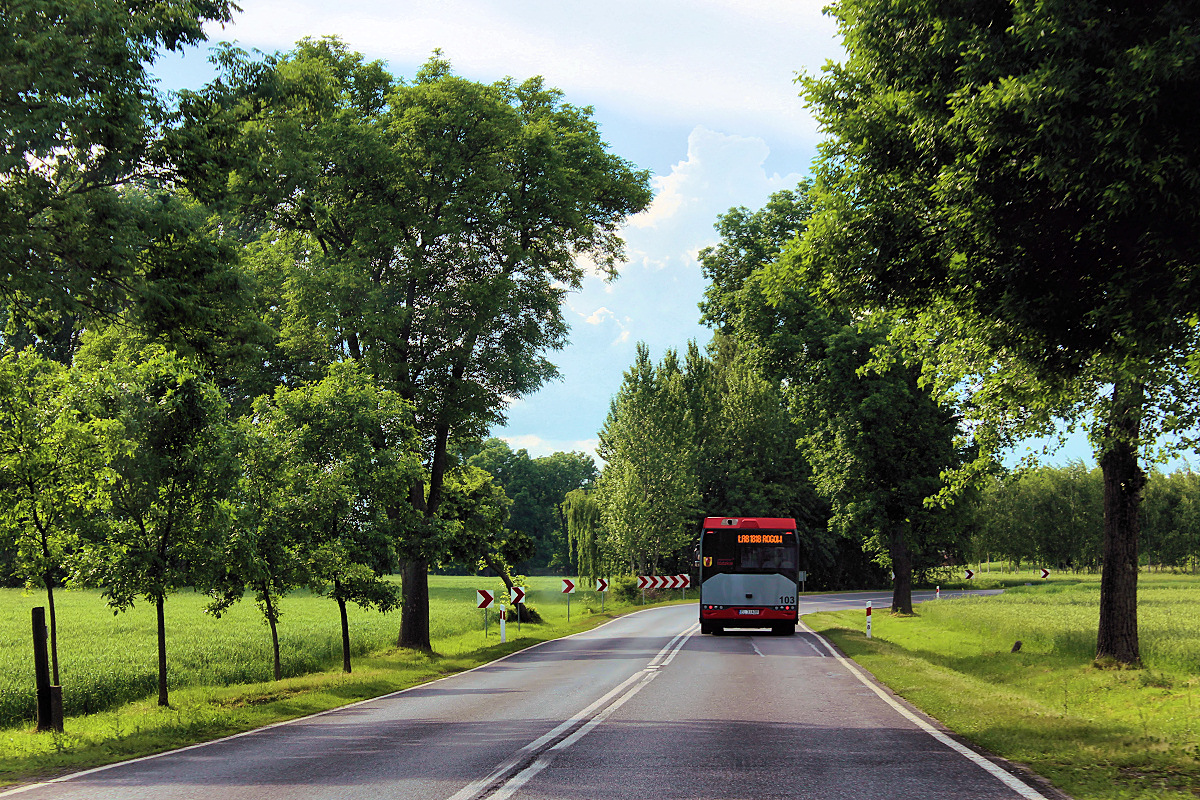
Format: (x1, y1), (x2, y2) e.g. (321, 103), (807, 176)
(700, 606), (797, 625)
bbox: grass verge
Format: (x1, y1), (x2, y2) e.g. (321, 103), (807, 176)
(805, 570), (1200, 800)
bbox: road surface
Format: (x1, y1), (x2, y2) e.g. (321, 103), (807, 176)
(6, 590), (1057, 800)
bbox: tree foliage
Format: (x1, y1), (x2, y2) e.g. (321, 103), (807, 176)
(72, 340), (237, 706)
(465, 438), (597, 572)
(597, 344), (701, 575)
(1, 1), (242, 351)
(0, 348), (123, 684)
(797, 0), (1200, 663)
(176, 38), (651, 649)
(251, 361), (421, 673)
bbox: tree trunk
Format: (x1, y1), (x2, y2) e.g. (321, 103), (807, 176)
(1096, 379), (1145, 666)
(156, 595), (169, 706)
(337, 595), (352, 674)
(889, 527), (913, 615)
(45, 577), (60, 686)
(398, 560), (431, 650)
(263, 590), (282, 681)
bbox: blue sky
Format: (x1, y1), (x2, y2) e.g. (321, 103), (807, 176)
(152, 1), (1173, 471)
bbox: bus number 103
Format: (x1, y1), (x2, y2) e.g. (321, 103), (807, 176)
(779, 596), (796, 604)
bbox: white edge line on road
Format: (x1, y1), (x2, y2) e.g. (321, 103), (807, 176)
(798, 621), (1050, 800)
(0, 603), (693, 799)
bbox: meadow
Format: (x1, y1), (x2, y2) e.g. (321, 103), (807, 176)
(0, 575), (653, 727)
(806, 570), (1200, 800)
(0, 575), (677, 785)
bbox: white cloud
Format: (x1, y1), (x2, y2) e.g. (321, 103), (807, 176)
(585, 307), (616, 325)
(623, 126), (805, 266)
(198, 1), (840, 148)
(500, 434), (601, 462)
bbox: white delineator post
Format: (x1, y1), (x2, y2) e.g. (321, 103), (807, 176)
(500, 608), (507, 643)
(866, 601), (873, 639)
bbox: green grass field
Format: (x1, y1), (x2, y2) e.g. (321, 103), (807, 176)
(805, 570), (1200, 800)
(0, 574), (682, 785)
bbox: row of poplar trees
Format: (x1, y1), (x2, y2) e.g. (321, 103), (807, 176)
(1, 2), (651, 706)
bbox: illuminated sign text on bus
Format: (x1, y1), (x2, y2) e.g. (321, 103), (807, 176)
(736, 534), (784, 544)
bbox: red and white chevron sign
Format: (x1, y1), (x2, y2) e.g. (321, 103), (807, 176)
(561, 578), (575, 594)
(1041, 568), (1051, 579)
(511, 586), (526, 605)
(637, 574), (691, 590)
(596, 578), (608, 592)
(964, 568), (975, 580)
(476, 590), (494, 609)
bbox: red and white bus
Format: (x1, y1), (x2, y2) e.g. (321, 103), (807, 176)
(698, 517), (799, 635)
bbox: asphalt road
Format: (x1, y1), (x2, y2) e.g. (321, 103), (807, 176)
(6, 590), (1053, 800)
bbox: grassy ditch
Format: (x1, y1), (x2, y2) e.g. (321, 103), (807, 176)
(805, 571), (1200, 800)
(0, 575), (687, 787)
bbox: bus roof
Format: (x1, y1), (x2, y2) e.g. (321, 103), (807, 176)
(701, 517), (797, 530)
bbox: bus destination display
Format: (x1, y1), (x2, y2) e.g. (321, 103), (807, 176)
(736, 533), (783, 544)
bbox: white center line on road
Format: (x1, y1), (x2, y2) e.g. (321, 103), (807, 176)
(798, 620), (1051, 800)
(750, 641), (766, 657)
(445, 623), (699, 800)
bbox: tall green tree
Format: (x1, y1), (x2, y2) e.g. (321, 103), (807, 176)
(700, 183), (966, 609)
(0, 349), (122, 686)
(597, 345), (700, 575)
(73, 341), (236, 706)
(438, 465), (531, 592)
(176, 39), (651, 650)
(256, 361), (422, 673)
(1141, 469), (1200, 571)
(799, 0), (1200, 663)
(680, 338), (835, 576)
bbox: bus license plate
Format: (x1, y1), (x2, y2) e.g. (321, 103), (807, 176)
(738, 609), (760, 615)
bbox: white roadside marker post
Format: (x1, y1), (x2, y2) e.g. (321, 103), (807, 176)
(866, 601), (872, 639)
(500, 608), (506, 643)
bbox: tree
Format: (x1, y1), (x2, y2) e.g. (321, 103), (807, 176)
(798, 0), (1200, 663)
(255, 361), (422, 673)
(176, 39), (651, 650)
(439, 465), (532, 591)
(596, 345), (700, 575)
(1, 0), (239, 350)
(699, 183), (967, 610)
(73, 341), (236, 706)
(679, 338), (837, 579)
(756, 273), (966, 612)
(563, 488), (603, 583)
(466, 438), (597, 571)
(0, 349), (122, 686)
(1141, 469), (1200, 571)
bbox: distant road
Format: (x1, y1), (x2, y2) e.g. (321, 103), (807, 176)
(7, 590), (1053, 800)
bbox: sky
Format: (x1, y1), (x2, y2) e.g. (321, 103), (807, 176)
(151, 0), (1152, 471)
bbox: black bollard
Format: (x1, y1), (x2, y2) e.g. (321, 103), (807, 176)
(32, 607), (52, 732)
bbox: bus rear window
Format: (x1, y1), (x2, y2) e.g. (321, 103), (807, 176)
(739, 545), (795, 571)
